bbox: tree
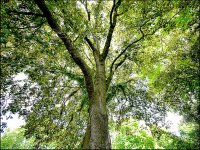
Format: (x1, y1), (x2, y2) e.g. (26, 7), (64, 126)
(111, 118), (155, 149)
(1, 128), (35, 149)
(0, 127), (57, 149)
(150, 122), (199, 149)
(1, 0), (199, 149)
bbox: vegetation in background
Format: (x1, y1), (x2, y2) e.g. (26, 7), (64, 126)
(1, 128), (34, 149)
(1, 120), (199, 149)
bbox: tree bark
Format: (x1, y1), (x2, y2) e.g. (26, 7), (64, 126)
(89, 101), (110, 149)
(82, 60), (111, 149)
(89, 60), (111, 149)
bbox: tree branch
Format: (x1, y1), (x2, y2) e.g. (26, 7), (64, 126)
(85, 0), (91, 21)
(107, 7), (185, 88)
(83, 47), (95, 67)
(34, 0), (94, 98)
(101, 0), (122, 60)
(73, 35), (79, 43)
(108, 30), (144, 86)
(81, 0), (91, 21)
(85, 36), (100, 64)
(60, 88), (80, 116)
(115, 54), (127, 71)
(106, 55), (127, 89)
(84, 37), (97, 52)
(109, 0), (116, 25)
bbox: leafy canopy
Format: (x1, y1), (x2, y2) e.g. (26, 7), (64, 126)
(0, 0), (199, 148)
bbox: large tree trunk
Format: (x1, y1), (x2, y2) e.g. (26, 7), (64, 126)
(83, 61), (111, 149)
(89, 96), (110, 149)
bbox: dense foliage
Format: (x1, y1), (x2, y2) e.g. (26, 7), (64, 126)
(0, 128), (34, 149)
(1, 0), (199, 148)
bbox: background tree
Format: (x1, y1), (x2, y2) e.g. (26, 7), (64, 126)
(1, 128), (35, 149)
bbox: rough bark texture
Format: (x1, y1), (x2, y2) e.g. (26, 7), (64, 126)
(89, 61), (111, 149)
(89, 103), (110, 149)
(82, 61), (111, 149)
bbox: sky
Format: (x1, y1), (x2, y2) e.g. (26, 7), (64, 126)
(165, 112), (183, 136)
(2, 114), (25, 131)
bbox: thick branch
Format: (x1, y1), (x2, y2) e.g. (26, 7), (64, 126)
(84, 37), (102, 73)
(109, 0), (116, 25)
(34, 0), (94, 97)
(115, 54), (127, 71)
(85, 37), (97, 52)
(79, 0), (91, 21)
(85, 0), (91, 21)
(85, 36), (100, 63)
(101, 0), (122, 60)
